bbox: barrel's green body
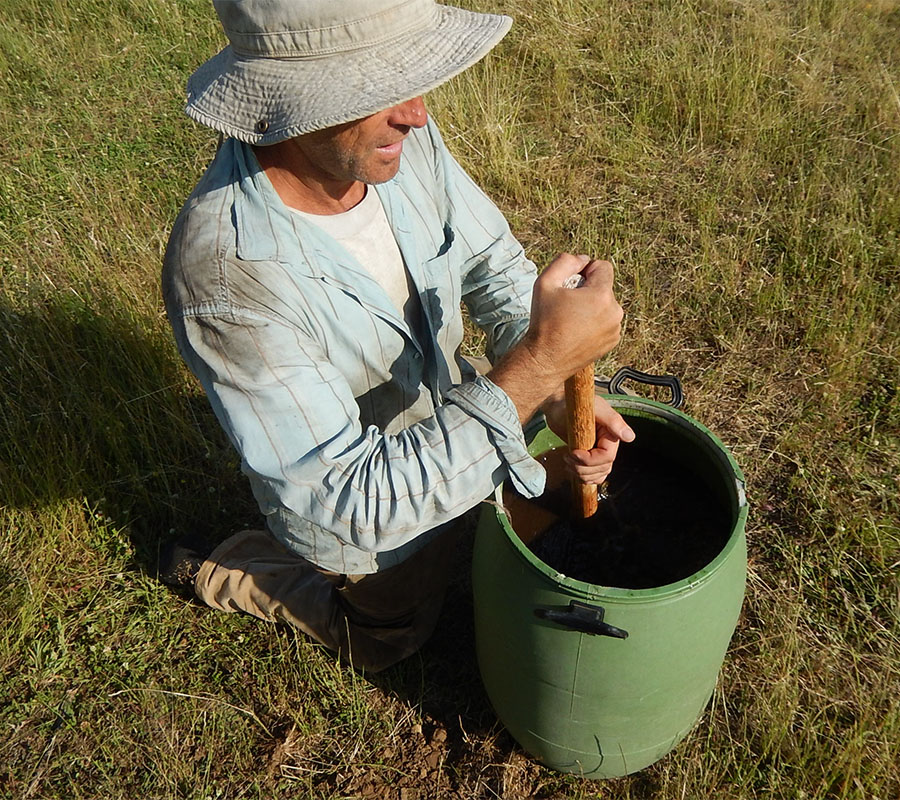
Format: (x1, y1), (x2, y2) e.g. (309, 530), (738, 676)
(472, 396), (748, 778)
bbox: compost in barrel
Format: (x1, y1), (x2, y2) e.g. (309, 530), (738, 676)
(505, 441), (732, 589)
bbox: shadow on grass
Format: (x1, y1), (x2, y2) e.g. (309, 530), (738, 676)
(0, 292), (498, 700)
(0, 292), (259, 570)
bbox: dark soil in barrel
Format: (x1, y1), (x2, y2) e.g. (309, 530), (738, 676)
(505, 443), (732, 589)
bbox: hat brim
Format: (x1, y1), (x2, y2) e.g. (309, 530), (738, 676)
(185, 4), (512, 144)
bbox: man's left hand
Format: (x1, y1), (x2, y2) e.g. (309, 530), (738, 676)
(541, 392), (635, 485)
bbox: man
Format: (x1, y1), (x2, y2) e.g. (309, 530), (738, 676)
(161, 0), (634, 672)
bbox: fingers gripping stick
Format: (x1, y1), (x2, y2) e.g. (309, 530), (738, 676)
(563, 274), (599, 518)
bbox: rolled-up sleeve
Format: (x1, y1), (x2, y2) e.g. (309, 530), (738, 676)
(178, 310), (543, 559)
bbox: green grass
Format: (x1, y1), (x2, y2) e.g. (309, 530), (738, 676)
(1, 0), (898, 797)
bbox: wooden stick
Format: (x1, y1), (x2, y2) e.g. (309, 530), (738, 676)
(564, 364), (599, 518)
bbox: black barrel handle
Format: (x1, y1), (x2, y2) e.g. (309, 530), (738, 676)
(534, 600), (629, 639)
(607, 366), (684, 409)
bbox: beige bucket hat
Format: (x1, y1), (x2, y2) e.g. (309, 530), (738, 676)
(185, 0), (512, 144)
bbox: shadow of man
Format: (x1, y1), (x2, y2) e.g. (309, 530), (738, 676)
(0, 290), (513, 752)
(0, 292), (259, 573)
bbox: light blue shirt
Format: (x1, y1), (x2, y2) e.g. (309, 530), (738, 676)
(163, 119), (545, 574)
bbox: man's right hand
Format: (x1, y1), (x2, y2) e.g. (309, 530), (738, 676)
(488, 252), (624, 425)
(522, 253), (623, 382)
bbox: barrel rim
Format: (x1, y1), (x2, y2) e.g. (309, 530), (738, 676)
(492, 395), (749, 603)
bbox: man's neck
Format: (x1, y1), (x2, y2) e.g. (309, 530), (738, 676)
(252, 142), (365, 215)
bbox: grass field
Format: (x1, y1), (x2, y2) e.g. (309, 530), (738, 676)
(1, 0), (898, 797)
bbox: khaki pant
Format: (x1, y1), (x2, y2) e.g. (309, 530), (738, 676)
(194, 526), (461, 672)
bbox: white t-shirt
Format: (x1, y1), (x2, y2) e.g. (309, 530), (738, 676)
(292, 188), (419, 330)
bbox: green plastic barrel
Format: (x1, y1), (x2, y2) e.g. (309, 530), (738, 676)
(472, 395), (748, 778)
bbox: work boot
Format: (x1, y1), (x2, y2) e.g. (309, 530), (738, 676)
(158, 535), (212, 590)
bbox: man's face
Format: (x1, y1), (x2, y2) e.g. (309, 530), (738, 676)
(296, 96), (429, 186)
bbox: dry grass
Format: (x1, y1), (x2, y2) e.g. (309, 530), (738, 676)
(1, 0), (898, 797)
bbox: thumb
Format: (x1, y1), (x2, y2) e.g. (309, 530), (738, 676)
(541, 252), (591, 286)
(596, 397), (635, 442)
(582, 259), (615, 292)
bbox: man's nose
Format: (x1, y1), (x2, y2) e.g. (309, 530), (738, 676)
(389, 96), (428, 129)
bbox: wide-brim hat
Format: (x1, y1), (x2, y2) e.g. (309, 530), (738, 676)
(185, 0), (512, 145)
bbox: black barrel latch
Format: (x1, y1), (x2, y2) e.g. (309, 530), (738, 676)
(535, 600), (629, 639)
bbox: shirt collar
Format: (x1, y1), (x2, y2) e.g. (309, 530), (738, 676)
(220, 138), (430, 341)
(224, 137), (430, 294)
